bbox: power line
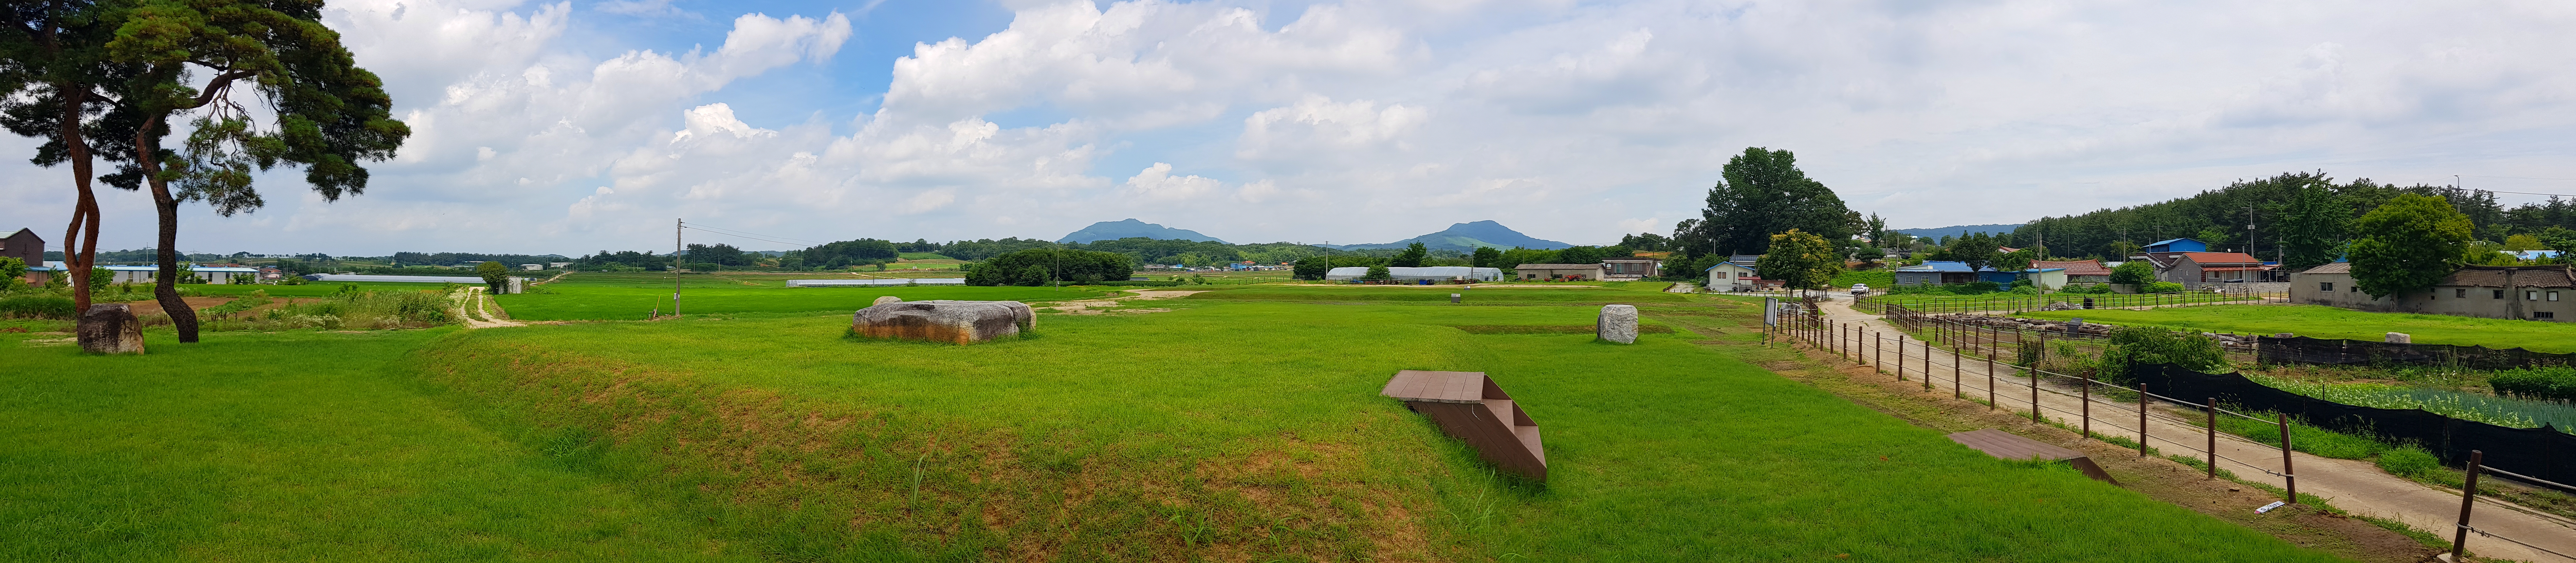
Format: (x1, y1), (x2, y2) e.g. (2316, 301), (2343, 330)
(680, 226), (807, 249)
(681, 222), (829, 246)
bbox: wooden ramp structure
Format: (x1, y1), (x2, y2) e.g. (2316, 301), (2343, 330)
(1947, 428), (2118, 484)
(1381, 370), (1546, 480)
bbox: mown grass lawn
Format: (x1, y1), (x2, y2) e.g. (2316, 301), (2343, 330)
(2020, 304), (2576, 352)
(407, 301), (2347, 561)
(0, 328), (742, 562)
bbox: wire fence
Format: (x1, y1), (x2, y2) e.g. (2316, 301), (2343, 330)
(1761, 307), (2576, 561)
(1856, 289), (2287, 316)
(2260, 335), (2576, 369)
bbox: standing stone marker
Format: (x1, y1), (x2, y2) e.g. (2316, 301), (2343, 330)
(853, 300), (1034, 344)
(1597, 304), (1639, 344)
(78, 304), (146, 355)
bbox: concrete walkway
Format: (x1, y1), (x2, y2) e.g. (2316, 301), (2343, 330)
(1802, 294), (2575, 562)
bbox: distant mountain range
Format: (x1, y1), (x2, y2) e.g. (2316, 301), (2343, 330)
(1891, 224), (2022, 239)
(1329, 220), (1571, 251)
(1057, 219), (1227, 244)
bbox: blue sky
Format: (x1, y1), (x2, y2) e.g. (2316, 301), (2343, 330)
(6, 0), (2576, 256)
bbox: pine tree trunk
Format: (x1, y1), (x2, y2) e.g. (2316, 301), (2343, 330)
(138, 118), (200, 343)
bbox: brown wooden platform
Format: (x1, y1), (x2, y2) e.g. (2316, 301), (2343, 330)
(1947, 428), (2117, 484)
(1382, 370), (1546, 480)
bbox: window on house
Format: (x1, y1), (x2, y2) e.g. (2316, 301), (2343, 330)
(2540, 312), (2557, 320)
(2529, 291), (2540, 301)
(2457, 288), (2468, 298)
(2552, 291), (2562, 301)
(2495, 289), (2506, 299)
(2320, 282), (2334, 292)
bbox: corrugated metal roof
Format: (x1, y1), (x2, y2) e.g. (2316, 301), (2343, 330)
(2031, 260), (2112, 275)
(2177, 252), (2265, 264)
(2300, 262), (2350, 274)
(2437, 265), (2576, 289)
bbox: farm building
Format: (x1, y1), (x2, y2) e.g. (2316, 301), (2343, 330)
(2139, 251), (2278, 285)
(1600, 258), (1661, 280)
(3, 228), (42, 285)
(1513, 263), (1604, 281)
(2289, 263), (2573, 321)
(1892, 261), (2069, 289)
(2032, 260), (2113, 285)
(100, 264), (262, 284)
(1324, 266), (1502, 282)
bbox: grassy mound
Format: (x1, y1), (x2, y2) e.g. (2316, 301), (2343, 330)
(401, 303), (2347, 561)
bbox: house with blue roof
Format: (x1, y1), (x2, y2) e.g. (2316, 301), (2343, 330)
(2141, 238), (2207, 253)
(1892, 261), (2069, 289)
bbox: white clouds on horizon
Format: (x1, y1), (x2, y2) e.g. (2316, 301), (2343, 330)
(6, 0), (2576, 256)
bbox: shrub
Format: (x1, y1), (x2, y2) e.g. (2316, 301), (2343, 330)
(2490, 366), (2576, 402)
(1364, 265), (1392, 280)
(0, 295), (76, 319)
(2109, 261), (2155, 285)
(2142, 281), (2186, 293)
(1961, 280), (2000, 293)
(2007, 286), (2039, 296)
(2098, 326), (2228, 384)
(2376, 446), (2441, 479)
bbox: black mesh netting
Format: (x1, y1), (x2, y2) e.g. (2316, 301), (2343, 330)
(2258, 335), (2576, 370)
(2136, 362), (2574, 489)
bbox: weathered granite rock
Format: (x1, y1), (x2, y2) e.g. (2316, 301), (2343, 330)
(853, 300), (1034, 344)
(872, 296), (903, 306)
(78, 304), (146, 355)
(1597, 304), (1638, 344)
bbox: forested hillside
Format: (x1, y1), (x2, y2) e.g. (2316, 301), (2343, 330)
(2000, 172), (2576, 261)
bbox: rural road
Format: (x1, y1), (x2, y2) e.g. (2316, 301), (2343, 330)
(1805, 293), (2576, 562)
(454, 287), (525, 329)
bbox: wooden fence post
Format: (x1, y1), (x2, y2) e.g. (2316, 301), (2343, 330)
(2205, 397), (2217, 480)
(2080, 373), (2091, 439)
(1985, 355), (1996, 410)
(1922, 339), (1934, 391)
(1952, 347), (1963, 399)
(2029, 365), (2041, 423)
(2278, 413), (2297, 503)
(2450, 450), (2483, 562)
(2138, 383), (2150, 457)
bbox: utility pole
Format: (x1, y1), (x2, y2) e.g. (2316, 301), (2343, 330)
(2246, 206), (2257, 256)
(675, 218), (683, 319)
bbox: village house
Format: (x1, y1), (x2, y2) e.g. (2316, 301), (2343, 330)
(2031, 259), (2113, 285)
(2289, 262), (2573, 321)
(1514, 263), (1604, 281)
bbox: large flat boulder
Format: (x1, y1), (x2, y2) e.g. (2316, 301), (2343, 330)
(1597, 304), (1638, 344)
(853, 300), (1034, 344)
(78, 303), (146, 354)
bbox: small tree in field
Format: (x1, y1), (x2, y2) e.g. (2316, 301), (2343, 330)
(2108, 261), (2154, 285)
(1364, 265), (1392, 281)
(476, 261), (508, 293)
(2349, 193), (2471, 298)
(1755, 229), (1841, 296)
(1391, 242), (1428, 267)
(1470, 246), (1501, 268)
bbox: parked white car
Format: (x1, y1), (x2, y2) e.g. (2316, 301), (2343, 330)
(1850, 283), (1870, 296)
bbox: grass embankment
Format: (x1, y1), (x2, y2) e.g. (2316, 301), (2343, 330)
(1865, 290), (2261, 314)
(1, 328), (741, 562)
(2020, 304), (2576, 353)
(403, 302), (2348, 561)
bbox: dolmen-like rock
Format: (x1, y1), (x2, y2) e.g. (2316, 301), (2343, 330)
(1597, 304), (1638, 344)
(79, 303), (146, 355)
(852, 300), (1034, 344)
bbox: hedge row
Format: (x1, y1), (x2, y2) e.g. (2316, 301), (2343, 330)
(2491, 366), (2576, 402)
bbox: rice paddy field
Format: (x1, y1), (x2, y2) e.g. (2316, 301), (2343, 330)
(1, 274), (2364, 561)
(2020, 304), (2576, 353)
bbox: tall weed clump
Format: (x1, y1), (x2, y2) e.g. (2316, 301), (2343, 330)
(2490, 366), (2576, 403)
(205, 287), (455, 331)
(2095, 326), (2228, 384)
(0, 294), (76, 319)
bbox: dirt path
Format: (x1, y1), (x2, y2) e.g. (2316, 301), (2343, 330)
(1808, 294), (2576, 562)
(451, 287), (525, 329)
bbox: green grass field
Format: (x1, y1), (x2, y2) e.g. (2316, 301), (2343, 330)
(1, 328), (744, 562)
(1864, 290), (2269, 314)
(3, 272), (2358, 561)
(184, 282), (458, 297)
(2021, 304), (2576, 352)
